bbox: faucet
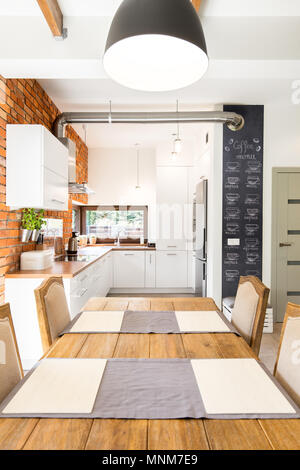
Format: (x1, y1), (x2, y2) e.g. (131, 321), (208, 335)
(115, 228), (121, 247)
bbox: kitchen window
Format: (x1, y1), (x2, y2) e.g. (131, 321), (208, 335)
(80, 206), (148, 243)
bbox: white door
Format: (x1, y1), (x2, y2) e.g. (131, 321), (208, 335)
(274, 171), (300, 321)
(156, 251), (188, 288)
(113, 251), (145, 288)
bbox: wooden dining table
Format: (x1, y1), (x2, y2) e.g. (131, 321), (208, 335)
(0, 297), (299, 451)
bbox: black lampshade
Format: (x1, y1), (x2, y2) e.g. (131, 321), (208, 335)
(103, 0), (208, 91)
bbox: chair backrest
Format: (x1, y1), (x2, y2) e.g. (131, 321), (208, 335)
(34, 276), (71, 351)
(231, 276), (270, 355)
(0, 303), (23, 404)
(274, 302), (300, 407)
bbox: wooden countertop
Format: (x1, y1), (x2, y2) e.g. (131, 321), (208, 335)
(5, 245), (156, 279)
(1, 296), (299, 451)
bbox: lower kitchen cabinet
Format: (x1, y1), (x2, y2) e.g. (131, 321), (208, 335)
(5, 252), (112, 370)
(113, 251), (145, 288)
(156, 251), (188, 288)
(145, 251), (156, 288)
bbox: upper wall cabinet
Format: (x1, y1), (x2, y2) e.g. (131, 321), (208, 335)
(156, 166), (188, 204)
(6, 125), (69, 211)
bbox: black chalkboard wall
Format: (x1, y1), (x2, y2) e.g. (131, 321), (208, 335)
(222, 105), (264, 299)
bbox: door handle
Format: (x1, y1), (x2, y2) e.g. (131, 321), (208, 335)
(279, 243), (292, 247)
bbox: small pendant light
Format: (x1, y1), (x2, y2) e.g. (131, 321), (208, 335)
(174, 100), (182, 153)
(135, 143), (141, 190)
(103, 0), (208, 92)
(170, 135), (177, 161)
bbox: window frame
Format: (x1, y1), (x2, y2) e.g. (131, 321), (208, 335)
(80, 205), (148, 244)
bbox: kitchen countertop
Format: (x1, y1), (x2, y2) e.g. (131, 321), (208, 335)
(5, 245), (156, 279)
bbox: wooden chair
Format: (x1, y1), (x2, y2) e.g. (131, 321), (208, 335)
(274, 302), (300, 407)
(0, 303), (23, 404)
(231, 276), (270, 355)
(34, 276), (71, 352)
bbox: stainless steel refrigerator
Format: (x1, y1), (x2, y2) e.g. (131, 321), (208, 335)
(193, 179), (208, 296)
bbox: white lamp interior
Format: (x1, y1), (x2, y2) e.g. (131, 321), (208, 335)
(103, 34), (208, 92)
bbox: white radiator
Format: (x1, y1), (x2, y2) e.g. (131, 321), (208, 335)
(222, 299), (273, 334)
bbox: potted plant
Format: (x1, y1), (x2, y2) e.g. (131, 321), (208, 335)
(21, 208), (36, 242)
(31, 209), (46, 242)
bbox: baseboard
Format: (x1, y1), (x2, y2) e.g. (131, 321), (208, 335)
(109, 288), (195, 294)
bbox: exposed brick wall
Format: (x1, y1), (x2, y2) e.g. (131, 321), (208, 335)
(0, 76), (88, 303)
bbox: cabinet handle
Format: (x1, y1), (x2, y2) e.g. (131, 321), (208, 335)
(167, 253), (177, 256)
(73, 288), (88, 298)
(124, 253), (134, 256)
(51, 198), (65, 205)
(279, 242), (292, 247)
(167, 245), (177, 248)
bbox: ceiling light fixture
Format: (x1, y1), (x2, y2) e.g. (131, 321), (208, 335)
(103, 0), (208, 92)
(135, 143), (141, 190)
(174, 100), (182, 153)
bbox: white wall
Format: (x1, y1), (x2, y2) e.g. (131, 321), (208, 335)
(88, 147), (157, 240)
(263, 103), (300, 293)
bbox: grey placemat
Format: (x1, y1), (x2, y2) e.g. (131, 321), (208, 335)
(0, 358), (299, 420)
(60, 310), (240, 335)
(0, 359), (204, 419)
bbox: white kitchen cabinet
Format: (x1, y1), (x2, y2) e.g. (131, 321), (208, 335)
(155, 239), (187, 251)
(156, 166), (190, 249)
(5, 251), (113, 370)
(6, 124), (68, 210)
(156, 166), (188, 204)
(113, 251), (145, 288)
(156, 251), (188, 288)
(145, 251), (156, 288)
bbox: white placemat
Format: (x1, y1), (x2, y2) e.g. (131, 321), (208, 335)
(70, 311), (124, 333)
(2, 358), (107, 414)
(175, 311), (231, 333)
(191, 358), (297, 415)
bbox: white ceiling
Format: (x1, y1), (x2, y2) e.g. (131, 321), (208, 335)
(75, 121), (207, 149)
(1, 0), (300, 17)
(0, 0), (299, 147)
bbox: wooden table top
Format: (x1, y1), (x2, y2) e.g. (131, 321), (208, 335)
(0, 297), (299, 451)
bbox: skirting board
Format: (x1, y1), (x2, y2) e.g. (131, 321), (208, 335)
(109, 288), (195, 294)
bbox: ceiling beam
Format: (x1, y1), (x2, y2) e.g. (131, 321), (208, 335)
(191, 0), (202, 12)
(36, 0), (63, 37)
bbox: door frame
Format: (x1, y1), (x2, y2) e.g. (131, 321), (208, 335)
(271, 167), (300, 321)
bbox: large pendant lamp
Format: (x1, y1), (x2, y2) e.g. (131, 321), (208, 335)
(103, 0), (208, 92)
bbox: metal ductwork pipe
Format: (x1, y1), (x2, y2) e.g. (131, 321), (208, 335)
(53, 111), (244, 138)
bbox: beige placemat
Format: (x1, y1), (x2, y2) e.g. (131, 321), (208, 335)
(175, 310), (231, 333)
(2, 358), (107, 414)
(191, 358), (297, 415)
(70, 311), (124, 333)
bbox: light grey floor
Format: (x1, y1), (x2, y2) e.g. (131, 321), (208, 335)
(259, 322), (282, 372)
(108, 293), (197, 297)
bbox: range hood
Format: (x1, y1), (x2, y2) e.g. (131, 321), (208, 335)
(59, 137), (94, 194)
